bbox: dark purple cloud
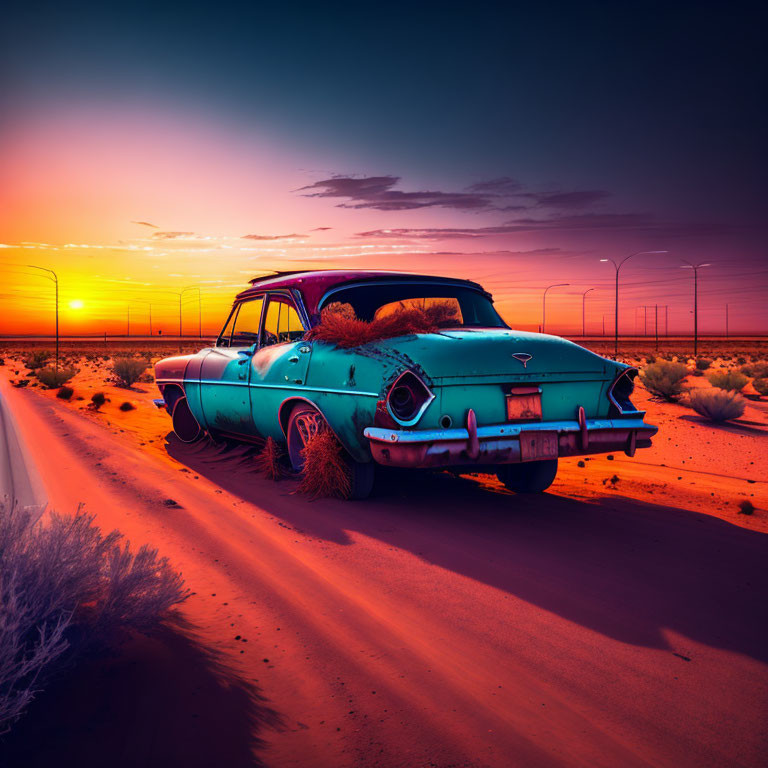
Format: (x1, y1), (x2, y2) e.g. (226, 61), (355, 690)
(310, 226), (333, 231)
(466, 177), (522, 194)
(296, 175), (495, 211)
(132, 220), (159, 228)
(526, 190), (612, 207)
(241, 233), (307, 240)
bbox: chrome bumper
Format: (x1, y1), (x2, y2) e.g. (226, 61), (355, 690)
(363, 417), (657, 468)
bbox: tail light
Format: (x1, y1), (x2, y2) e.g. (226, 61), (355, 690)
(386, 370), (434, 426)
(608, 367), (640, 415)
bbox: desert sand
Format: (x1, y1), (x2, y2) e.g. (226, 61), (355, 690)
(0, 343), (766, 767)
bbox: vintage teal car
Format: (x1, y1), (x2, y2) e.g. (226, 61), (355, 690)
(154, 270), (657, 498)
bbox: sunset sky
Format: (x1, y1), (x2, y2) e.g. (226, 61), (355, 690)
(1, 1), (765, 337)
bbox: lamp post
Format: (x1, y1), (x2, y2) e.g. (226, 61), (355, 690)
(131, 299), (153, 336)
(28, 265), (59, 371)
(680, 261), (711, 357)
(542, 283), (569, 334)
(582, 288), (596, 337)
(600, 250), (668, 356)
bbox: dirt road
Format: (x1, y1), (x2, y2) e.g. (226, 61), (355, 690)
(1, 374), (766, 768)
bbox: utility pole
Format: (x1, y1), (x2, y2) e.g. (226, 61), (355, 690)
(602, 315), (606, 337)
(665, 305), (669, 337)
(655, 304), (659, 350)
(725, 303), (729, 338)
(681, 261), (711, 357)
(582, 288), (596, 337)
(601, 250), (668, 356)
(28, 265), (59, 371)
(127, 305), (131, 337)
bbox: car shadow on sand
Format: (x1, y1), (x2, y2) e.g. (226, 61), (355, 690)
(166, 434), (768, 666)
(0, 621), (283, 768)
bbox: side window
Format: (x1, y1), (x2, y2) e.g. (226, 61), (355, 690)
(216, 306), (239, 347)
(230, 296), (264, 346)
(262, 295), (305, 347)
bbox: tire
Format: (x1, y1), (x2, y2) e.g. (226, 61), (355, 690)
(496, 459), (558, 493)
(171, 396), (203, 443)
(287, 404), (374, 500)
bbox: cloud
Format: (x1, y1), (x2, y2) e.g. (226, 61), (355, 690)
(311, 226), (333, 231)
(296, 175), (496, 211)
(131, 220), (159, 228)
(241, 233), (307, 240)
(151, 231), (195, 240)
(466, 177), (521, 194)
(526, 190), (612, 207)
(355, 213), (671, 239)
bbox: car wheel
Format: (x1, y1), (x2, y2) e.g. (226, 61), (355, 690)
(287, 404), (374, 500)
(171, 396), (202, 443)
(496, 459), (558, 493)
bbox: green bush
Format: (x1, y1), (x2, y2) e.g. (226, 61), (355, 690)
(24, 350), (51, 370)
(112, 357), (147, 387)
(56, 386), (74, 400)
(639, 361), (689, 401)
(686, 388), (745, 422)
(35, 367), (76, 389)
(695, 358), (712, 370)
(752, 378), (768, 396)
(707, 370), (748, 391)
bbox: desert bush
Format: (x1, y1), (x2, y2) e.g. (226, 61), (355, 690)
(686, 388), (745, 422)
(737, 356), (747, 365)
(118, 401), (135, 412)
(695, 358), (712, 370)
(707, 370), (748, 391)
(23, 350), (51, 370)
(0, 358), (4, 366)
(91, 392), (106, 409)
(0, 501), (188, 733)
(645, 355), (656, 364)
(254, 436), (287, 480)
(740, 362), (768, 379)
(305, 300), (460, 348)
(35, 367), (76, 389)
(112, 357), (147, 387)
(752, 378), (768, 396)
(56, 386), (74, 400)
(12, 380), (29, 388)
(297, 429), (351, 499)
(639, 361), (689, 401)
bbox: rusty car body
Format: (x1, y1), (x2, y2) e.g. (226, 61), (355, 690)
(154, 270), (657, 498)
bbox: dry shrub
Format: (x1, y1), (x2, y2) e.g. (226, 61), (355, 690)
(740, 362), (768, 379)
(695, 357), (712, 370)
(91, 392), (106, 409)
(112, 357), (147, 387)
(305, 301), (459, 348)
(686, 388), (746, 422)
(23, 350), (51, 370)
(254, 436), (286, 480)
(0, 501), (188, 733)
(639, 361), (689, 401)
(752, 378), (768, 396)
(56, 386), (74, 400)
(707, 370), (748, 391)
(118, 401), (135, 412)
(35, 367), (76, 389)
(297, 429), (351, 499)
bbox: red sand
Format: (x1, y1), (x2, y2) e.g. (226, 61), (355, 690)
(1, 369), (766, 767)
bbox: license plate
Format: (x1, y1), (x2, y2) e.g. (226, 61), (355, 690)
(519, 430), (558, 461)
(506, 387), (542, 421)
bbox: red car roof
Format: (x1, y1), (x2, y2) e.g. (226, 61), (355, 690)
(235, 269), (487, 317)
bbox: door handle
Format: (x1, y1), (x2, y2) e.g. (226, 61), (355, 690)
(299, 345), (311, 354)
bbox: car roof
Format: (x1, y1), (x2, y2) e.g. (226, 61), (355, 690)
(235, 269), (488, 316)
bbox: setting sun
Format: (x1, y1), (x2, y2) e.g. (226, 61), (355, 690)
(68, 299), (84, 310)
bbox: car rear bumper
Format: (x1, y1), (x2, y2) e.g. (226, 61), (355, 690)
(363, 416), (657, 468)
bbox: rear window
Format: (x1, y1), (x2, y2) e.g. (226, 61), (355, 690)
(320, 283), (506, 328)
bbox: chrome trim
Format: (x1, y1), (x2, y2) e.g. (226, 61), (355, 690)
(364, 417), (655, 444)
(156, 377), (378, 397)
(608, 367), (645, 416)
(511, 352), (533, 368)
(386, 369), (435, 427)
(152, 398), (166, 409)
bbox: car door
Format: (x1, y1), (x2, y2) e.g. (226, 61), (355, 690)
(248, 292), (310, 439)
(199, 295), (265, 436)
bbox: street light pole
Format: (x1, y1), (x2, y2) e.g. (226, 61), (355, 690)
(582, 288), (596, 337)
(28, 265), (59, 371)
(181, 286), (202, 337)
(681, 261), (711, 357)
(542, 283), (569, 334)
(600, 250), (668, 357)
